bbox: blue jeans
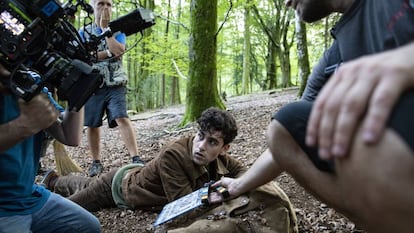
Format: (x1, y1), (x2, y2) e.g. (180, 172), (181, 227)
(0, 193), (101, 233)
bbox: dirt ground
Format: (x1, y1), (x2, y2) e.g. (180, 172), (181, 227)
(39, 88), (365, 233)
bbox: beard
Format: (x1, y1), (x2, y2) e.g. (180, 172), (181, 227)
(298, 0), (333, 23)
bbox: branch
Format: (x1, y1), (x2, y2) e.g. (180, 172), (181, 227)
(156, 13), (190, 31)
(251, 4), (280, 49)
(172, 59), (187, 80)
(215, 0), (233, 38)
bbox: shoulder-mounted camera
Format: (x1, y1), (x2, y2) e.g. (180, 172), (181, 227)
(0, 0), (155, 111)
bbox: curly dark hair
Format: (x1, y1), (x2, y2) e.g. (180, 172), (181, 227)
(196, 107), (238, 145)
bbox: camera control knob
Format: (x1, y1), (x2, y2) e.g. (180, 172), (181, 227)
(6, 43), (17, 53)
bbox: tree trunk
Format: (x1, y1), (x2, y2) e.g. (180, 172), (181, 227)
(161, 0), (171, 107)
(295, 13), (310, 97)
(242, 2), (251, 95)
(181, 0), (224, 125)
(140, 0), (156, 110)
(266, 39), (278, 90)
(279, 8), (293, 88)
(171, 0), (182, 105)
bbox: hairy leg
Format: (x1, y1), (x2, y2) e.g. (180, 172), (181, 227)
(333, 127), (414, 233)
(115, 117), (139, 157)
(87, 127), (101, 160)
(267, 120), (345, 212)
(268, 120), (414, 233)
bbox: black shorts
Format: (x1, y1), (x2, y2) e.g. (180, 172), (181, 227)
(273, 91), (414, 173)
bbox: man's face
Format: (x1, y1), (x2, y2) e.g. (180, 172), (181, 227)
(285, 0), (333, 22)
(92, 0), (112, 21)
(192, 130), (230, 166)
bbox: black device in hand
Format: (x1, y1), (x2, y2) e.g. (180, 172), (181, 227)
(201, 180), (229, 205)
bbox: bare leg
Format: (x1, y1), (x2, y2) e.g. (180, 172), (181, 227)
(87, 127), (101, 161)
(333, 128), (414, 233)
(268, 120), (414, 233)
(115, 117), (139, 157)
(267, 121), (345, 212)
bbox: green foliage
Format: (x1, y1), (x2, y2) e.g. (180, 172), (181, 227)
(74, 0), (343, 112)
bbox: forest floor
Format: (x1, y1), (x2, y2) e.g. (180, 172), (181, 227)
(39, 88), (365, 233)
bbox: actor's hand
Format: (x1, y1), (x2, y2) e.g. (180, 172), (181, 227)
(306, 43), (414, 160)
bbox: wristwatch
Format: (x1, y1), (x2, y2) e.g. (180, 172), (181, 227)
(105, 49), (112, 57)
(102, 27), (112, 38)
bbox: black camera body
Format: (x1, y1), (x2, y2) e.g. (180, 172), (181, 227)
(0, 0), (155, 111)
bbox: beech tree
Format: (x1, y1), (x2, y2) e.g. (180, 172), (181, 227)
(295, 13), (310, 97)
(181, 0), (225, 125)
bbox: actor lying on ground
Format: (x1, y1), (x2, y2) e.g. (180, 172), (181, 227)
(42, 107), (298, 232)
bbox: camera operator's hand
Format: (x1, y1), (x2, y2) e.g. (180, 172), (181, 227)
(0, 93), (59, 152)
(16, 93), (59, 137)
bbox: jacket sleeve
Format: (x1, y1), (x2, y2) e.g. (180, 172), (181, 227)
(158, 146), (194, 202)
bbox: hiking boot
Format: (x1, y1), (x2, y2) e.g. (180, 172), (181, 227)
(88, 161), (103, 177)
(40, 169), (58, 191)
(132, 156), (145, 165)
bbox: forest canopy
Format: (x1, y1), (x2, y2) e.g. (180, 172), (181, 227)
(73, 0), (340, 120)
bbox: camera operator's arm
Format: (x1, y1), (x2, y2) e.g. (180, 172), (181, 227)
(105, 34), (125, 57)
(0, 64), (58, 152)
(96, 34), (125, 61)
(45, 107), (84, 147)
(0, 94), (59, 152)
(100, 8), (125, 58)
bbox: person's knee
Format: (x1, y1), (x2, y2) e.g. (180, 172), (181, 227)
(90, 216), (101, 233)
(87, 127), (100, 135)
(267, 120), (290, 148)
(266, 120), (279, 144)
(75, 213), (101, 233)
(266, 120), (304, 170)
(115, 117), (130, 126)
(266, 120), (285, 158)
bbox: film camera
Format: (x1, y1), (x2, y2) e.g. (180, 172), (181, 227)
(0, 0), (155, 111)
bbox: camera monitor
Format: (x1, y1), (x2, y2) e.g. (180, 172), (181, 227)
(109, 8), (155, 36)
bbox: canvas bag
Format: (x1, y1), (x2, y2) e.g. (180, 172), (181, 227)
(160, 181), (298, 233)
